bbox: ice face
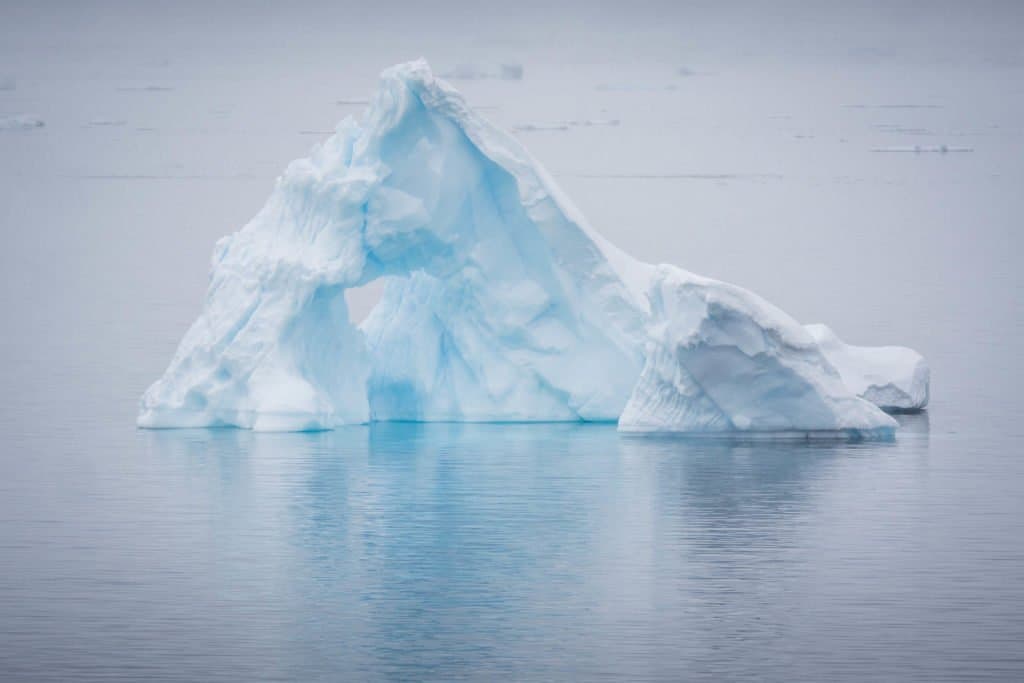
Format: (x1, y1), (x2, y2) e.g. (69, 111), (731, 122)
(805, 324), (930, 412)
(138, 60), (923, 437)
(617, 267), (898, 437)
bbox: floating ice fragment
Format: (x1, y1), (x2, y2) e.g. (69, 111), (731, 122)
(116, 85), (174, 92)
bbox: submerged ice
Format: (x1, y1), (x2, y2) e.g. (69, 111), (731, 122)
(139, 60), (927, 437)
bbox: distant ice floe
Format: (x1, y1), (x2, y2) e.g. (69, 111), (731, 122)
(871, 145), (972, 153)
(843, 103), (943, 110)
(573, 172), (781, 182)
(676, 66), (715, 77)
(597, 83), (677, 92)
(565, 118), (619, 127)
(116, 85), (174, 92)
(0, 75), (15, 91)
(440, 62), (523, 81)
(87, 119), (128, 127)
(67, 173), (261, 181)
(872, 123), (932, 135)
(513, 123), (569, 132)
(513, 118), (620, 133)
(336, 98), (370, 106)
(0, 114), (44, 130)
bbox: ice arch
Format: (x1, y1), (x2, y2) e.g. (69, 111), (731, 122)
(138, 60), (924, 436)
(138, 61), (648, 430)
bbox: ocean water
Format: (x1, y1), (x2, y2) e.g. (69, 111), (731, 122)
(2, 2), (1024, 680)
(8, 418), (1023, 682)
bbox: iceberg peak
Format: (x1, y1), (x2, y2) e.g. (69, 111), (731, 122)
(139, 60), (925, 437)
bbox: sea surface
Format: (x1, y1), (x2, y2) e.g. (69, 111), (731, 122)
(2, 2), (1023, 680)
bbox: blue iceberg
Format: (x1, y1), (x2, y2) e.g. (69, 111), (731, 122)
(138, 60), (925, 437)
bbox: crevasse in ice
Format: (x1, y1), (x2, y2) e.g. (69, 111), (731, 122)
(138, 60), (926, 437)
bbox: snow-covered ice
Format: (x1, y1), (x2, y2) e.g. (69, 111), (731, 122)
(806, 324), (929, 412)
(617, 268), (898, 437)
(139, 60), (925, 437)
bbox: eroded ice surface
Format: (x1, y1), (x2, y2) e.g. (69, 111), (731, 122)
(618, 268), (897, 437)
(806, 324), (929, 412)
(138, 60), (922, 437)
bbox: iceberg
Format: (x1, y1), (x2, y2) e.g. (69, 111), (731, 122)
(139, 60), (925, 437)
